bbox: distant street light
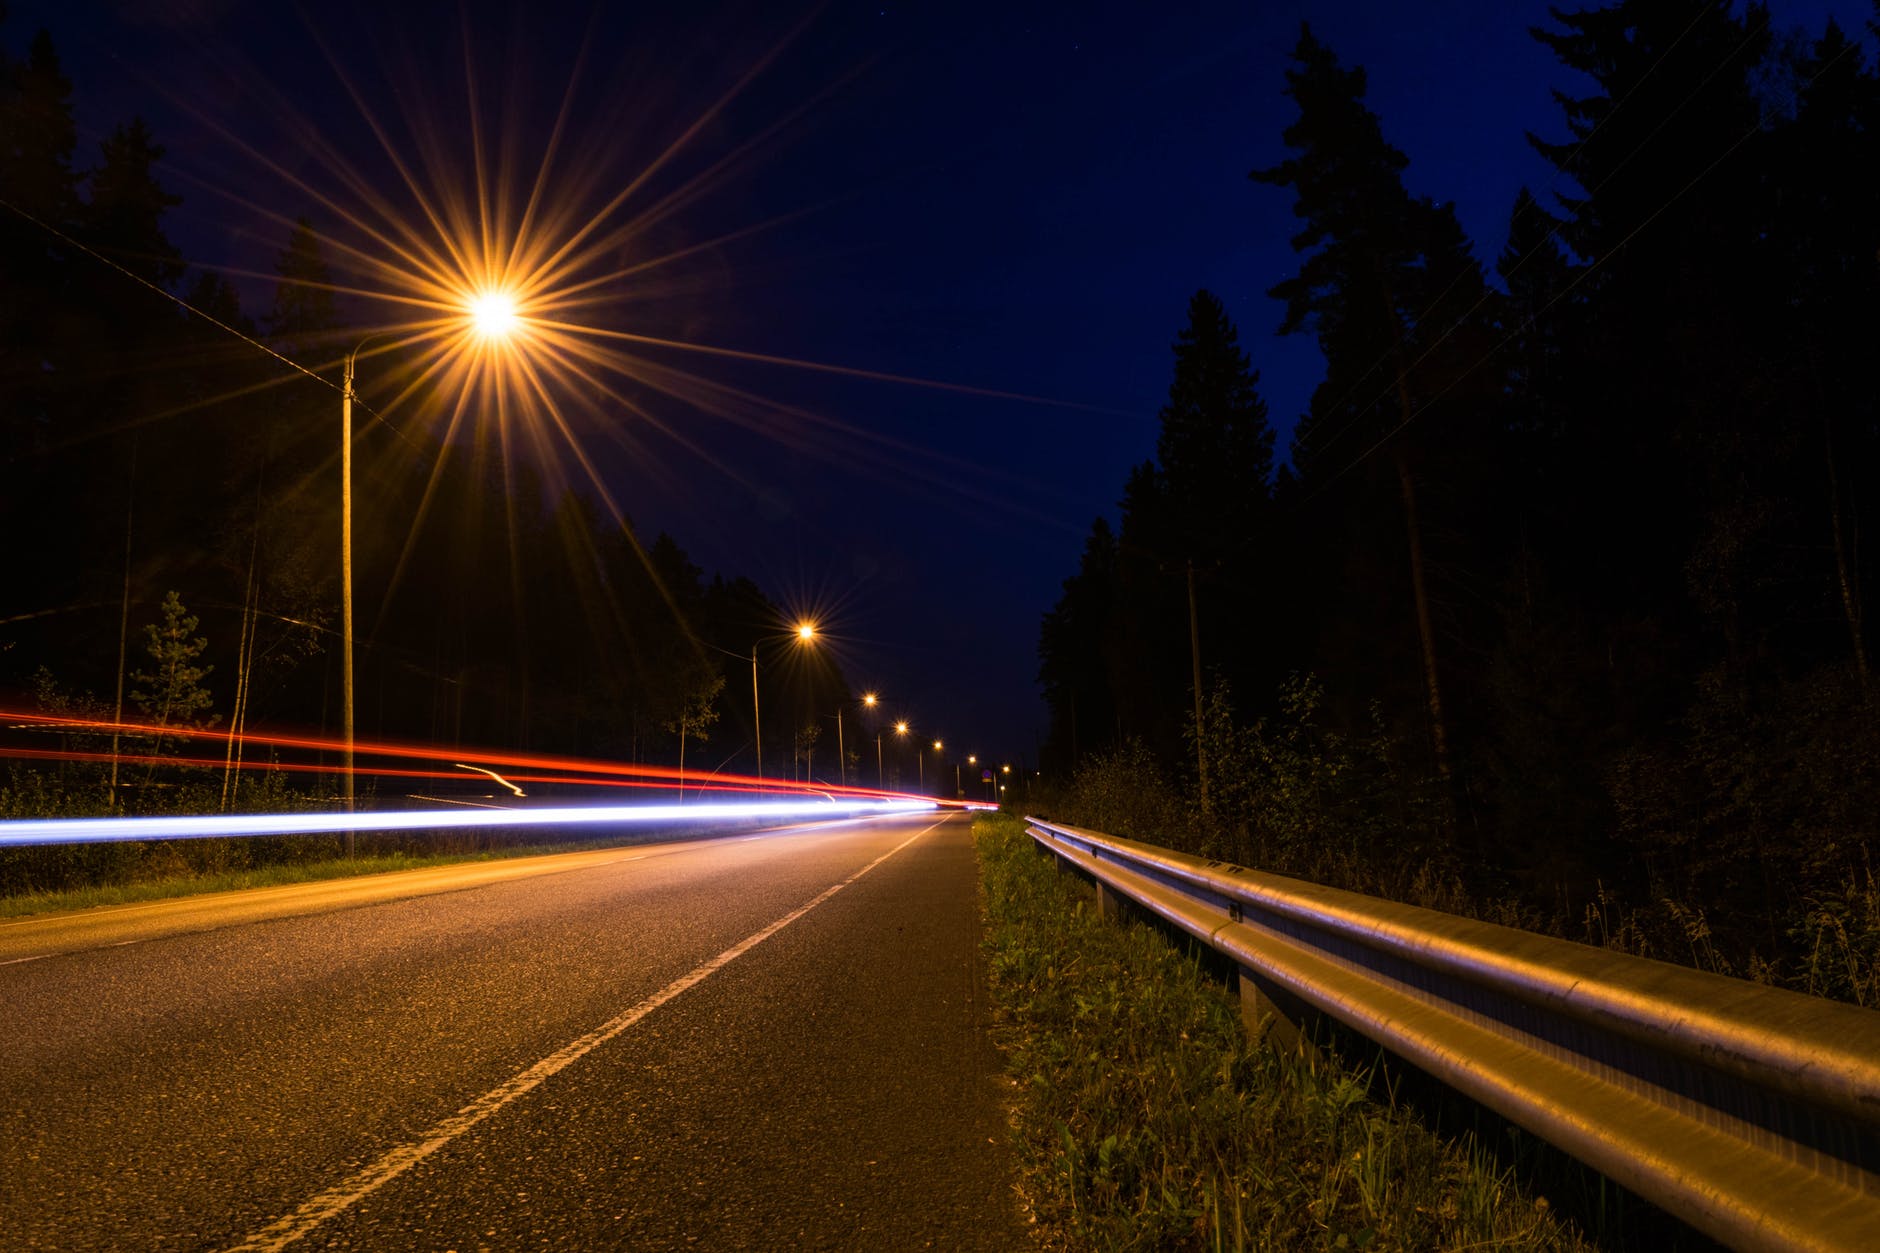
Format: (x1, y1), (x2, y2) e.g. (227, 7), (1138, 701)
(891, 720), (909, 791)
(917, 738), (942, 795)
(846, 688), (879, 786)
(705, 623), (818, 783)
(861, 693), (883, 787)
(830, 690), (878, 789)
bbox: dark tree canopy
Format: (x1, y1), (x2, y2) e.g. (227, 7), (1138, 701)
(1038, 6), (1880, 980)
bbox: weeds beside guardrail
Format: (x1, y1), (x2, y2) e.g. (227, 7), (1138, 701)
(975, 813), (1588, 1251)
(1025, 814), (1880, 1253)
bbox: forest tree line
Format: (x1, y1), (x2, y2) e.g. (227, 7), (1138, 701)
(1036, 4), (1880, 1000)
(0, 15), (856, 820)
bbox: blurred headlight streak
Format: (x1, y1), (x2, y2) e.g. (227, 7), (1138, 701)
(0, 799), (937, 848)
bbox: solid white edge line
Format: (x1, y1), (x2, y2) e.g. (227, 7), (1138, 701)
(221, 815), (949, 1253)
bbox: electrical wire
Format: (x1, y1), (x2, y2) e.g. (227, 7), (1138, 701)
(0, 193), (427, 453)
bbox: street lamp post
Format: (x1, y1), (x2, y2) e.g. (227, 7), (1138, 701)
(892, 720), (909, 791)
(339, 302), (515, 849)
(921, 733), (947, 790)
(838, 692), (878, 790)
(701, 640), (773, 782)
(339, 336), (383, 856)
(862, 694), (877, 778)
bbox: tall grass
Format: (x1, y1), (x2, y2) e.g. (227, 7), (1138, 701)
(975, 812), (1589, 1252)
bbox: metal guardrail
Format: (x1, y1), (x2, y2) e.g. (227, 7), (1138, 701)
(1025, 816), (1880, 1253)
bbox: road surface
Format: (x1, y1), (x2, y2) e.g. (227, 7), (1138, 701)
(1, 811), (1025, 1250)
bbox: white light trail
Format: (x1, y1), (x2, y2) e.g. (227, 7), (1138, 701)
(0, 799), (937, 848)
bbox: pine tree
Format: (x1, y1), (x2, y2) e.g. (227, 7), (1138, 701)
(0, 26), (79, 462)
(85, 117), (182, 289)
(1496, 187), (1572, 443)
(1251, 24), (1494, 800)
(0, 27), (77, 221)
(1776, 19), (1878, 692)
(266, 217), (338, 355)
(1155, 289), (1275, 564)
(131, 590), (217, 751)
(1525, 0), (1777, 650)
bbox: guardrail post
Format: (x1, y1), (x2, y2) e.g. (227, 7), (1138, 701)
(1237, 965), (1310, 1055)
(1095, 878), (1125, 924)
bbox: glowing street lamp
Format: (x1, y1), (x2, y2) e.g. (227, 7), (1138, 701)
(703, 621), (819, 783)
(885, 720), (909, 790)
(789, 621), (833, 783)
(700, 640), (763, 782)
(827, 688), (876, 786)
(860, 692), (882, 788)
(470, 290), (518, 339)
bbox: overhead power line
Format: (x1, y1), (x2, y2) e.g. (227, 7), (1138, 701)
(0, 193), (424, 452)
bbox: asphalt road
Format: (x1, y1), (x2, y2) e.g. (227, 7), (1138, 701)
(1, 811), (1026, 1251)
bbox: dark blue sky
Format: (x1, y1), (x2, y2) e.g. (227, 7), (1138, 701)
(10, 0), (1870, 765)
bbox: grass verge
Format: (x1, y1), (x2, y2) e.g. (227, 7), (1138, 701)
(974, 811), (1592, 1252)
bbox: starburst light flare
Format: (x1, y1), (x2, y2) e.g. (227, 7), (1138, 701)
(470, 290), (519, 340)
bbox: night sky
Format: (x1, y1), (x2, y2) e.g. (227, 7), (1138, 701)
(9, 0), (1870, 766)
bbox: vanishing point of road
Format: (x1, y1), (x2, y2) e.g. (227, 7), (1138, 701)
(1, 811), (1026, 1250)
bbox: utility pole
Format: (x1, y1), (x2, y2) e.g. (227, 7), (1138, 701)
(340, 348), (358, 857)
(109, 440), (136, 811)
(1187, 560), (1208, 812)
